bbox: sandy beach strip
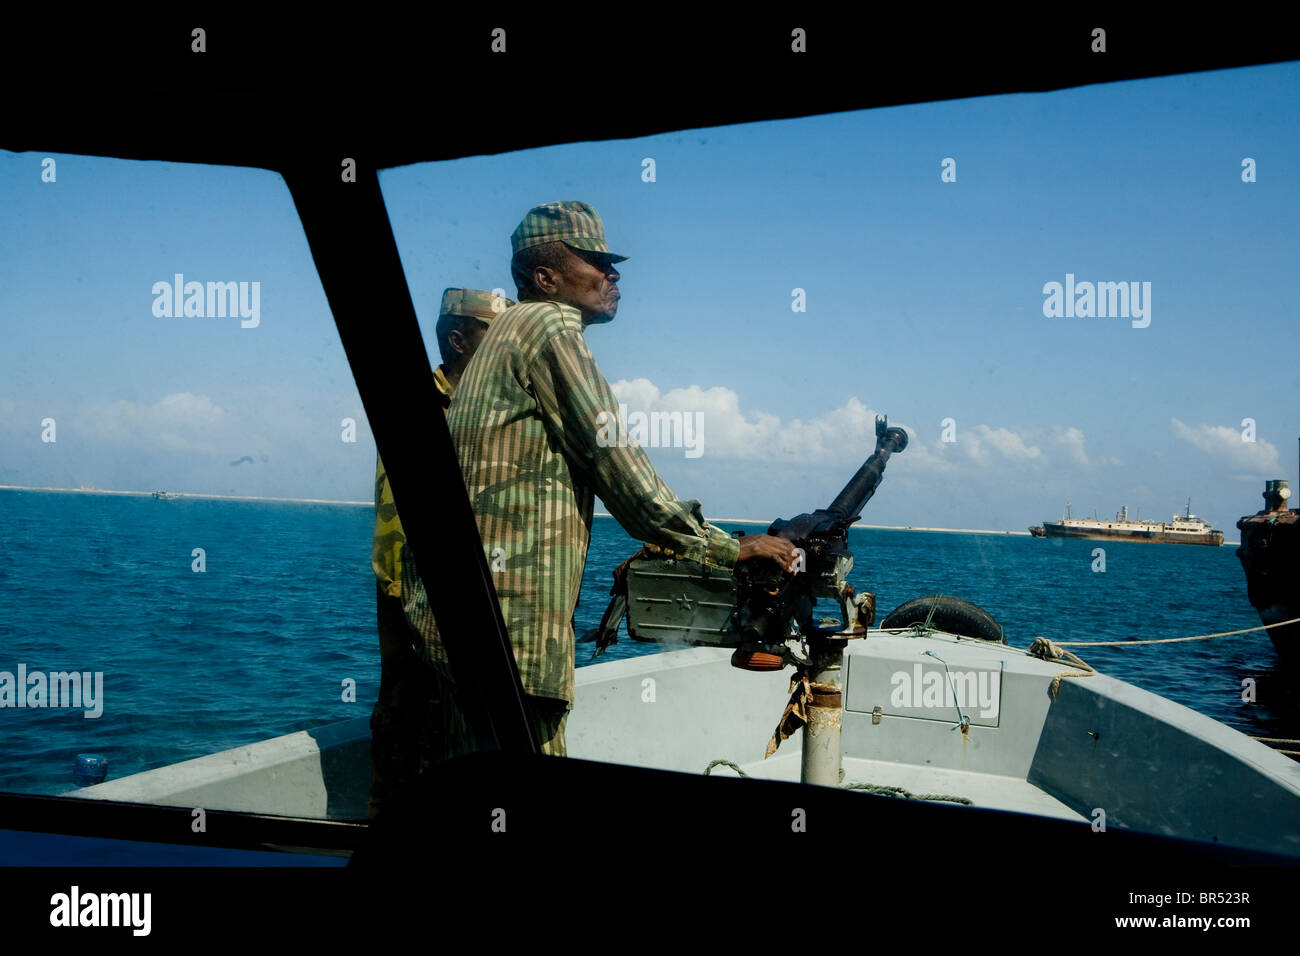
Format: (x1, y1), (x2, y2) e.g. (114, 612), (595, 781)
(0, 485), (369, 507)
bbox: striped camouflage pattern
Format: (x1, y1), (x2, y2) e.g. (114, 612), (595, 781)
(370, 363), (457, 816)
(402, 299), (739, 704)
(372, 364), (454, 597)
(510, 200), (629, 262)
(440, 286), (515, 321)
(373, 286), (509, 597)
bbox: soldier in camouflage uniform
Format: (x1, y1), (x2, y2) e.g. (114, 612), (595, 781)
(368, 286), (514, 819)
(399, 202), (797, 760)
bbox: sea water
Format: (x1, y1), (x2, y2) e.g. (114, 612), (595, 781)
(0, 489), (1293, 795)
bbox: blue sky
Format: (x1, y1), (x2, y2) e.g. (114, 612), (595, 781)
(1, 62), (1296, 534)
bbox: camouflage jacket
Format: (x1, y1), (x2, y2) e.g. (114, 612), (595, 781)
(401, 300), (739, 704)
(372, 364), (454, 598)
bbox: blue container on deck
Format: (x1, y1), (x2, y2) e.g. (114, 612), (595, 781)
(74, 753), (108, 787)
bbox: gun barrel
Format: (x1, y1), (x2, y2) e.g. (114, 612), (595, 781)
(826, 419), (908, 520)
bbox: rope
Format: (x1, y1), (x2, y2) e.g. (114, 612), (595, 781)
(703, 759), (750, 777)
(708, 614), (1300, 783)
(921, 595), (941, 630)
(842, 782), (973, 805)
(1252, 737), (1300, 760)
(703, 759), (974, 804)
(877, 615), (1300, 649)
(1025, 637), (1097, 699)
(1042, 615), (1300, 648)
(896, 596), (945, 640)
(1022, 617), (1300, 695)
(879, 615), (1300, 700)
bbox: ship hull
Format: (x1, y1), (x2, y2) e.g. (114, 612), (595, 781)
(1237, 510), (1299, 662)
(1040, 522), (1223, 546)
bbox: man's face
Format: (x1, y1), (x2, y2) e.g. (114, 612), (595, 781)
(459, 317), (490, 356)
(446, 318), (490, 367)
(546, 245), (621, 324)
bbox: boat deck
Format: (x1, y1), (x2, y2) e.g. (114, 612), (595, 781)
(70, 636), (1300, 858)
(709, 751), (1087, 821)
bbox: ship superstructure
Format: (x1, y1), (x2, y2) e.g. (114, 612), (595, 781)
(1035, 500), (1223, 546)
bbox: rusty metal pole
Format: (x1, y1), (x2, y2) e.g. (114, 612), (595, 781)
(800, 636), (847, 786)
(800, 588), (873, 786)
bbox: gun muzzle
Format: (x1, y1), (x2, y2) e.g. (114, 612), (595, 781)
(826, 415), (908, 521)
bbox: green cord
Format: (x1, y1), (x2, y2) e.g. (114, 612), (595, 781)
(921, 648), (971, 731)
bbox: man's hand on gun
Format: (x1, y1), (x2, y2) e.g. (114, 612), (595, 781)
(736, 532), (800, 573)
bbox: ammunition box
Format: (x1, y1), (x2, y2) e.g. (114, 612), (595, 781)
(624, 558), (743, 647)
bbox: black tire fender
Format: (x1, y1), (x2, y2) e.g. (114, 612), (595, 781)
(878, 595), (1005, 643)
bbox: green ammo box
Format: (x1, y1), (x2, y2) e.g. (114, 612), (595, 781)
(623, 557), (743, 648)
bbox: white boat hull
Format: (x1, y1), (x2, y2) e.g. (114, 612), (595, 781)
(71, 631), (1300, 858)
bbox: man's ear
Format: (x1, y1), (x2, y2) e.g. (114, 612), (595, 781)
(534, 265), (559, 295)
(447, 327), (468, 357)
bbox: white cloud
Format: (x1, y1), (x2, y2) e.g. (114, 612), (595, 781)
(609, 378), (824, 461)
(1171, 418), (1280, 472)
(962, 425), (1042, 464)
(608, 378), (1103, 477)
(80, 392), (229, 452)
(923, 423), (1114, 472)
(1047, 426), (1120, 467)
(153, 392), (226, 426)
(1051, 425), (1090, 467)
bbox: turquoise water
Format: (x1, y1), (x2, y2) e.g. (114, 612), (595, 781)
(0, 488), (1293, 795)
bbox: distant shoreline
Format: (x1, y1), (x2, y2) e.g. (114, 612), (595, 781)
(593, 512), (1032, 536)
(595, 512), (1239, 544)
(0, 489), (1238, 543)
(0, 485), (370, 507)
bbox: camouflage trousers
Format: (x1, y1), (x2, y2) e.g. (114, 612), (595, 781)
(368, 585), (569, 819)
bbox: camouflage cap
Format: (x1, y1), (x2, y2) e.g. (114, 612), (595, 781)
(439, 287), (515, 322)
(510, 201), (629, 263)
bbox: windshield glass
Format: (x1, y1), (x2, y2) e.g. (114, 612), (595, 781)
(0, 156), (378, 817)
(2, 61), (1297, 855)
(374, 60), (1299, 847)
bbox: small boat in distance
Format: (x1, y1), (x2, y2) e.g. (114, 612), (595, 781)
(151, 491), (181, 500)
(1035, 500), (1223, 546)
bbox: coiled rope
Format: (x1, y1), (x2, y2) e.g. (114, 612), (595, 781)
(702, 759), (973, 804)
(703, 759), (749, 777)
(841, 783), (973, 805)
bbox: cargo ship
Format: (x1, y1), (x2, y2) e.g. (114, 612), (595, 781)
(1032, 500), (1223, 545)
